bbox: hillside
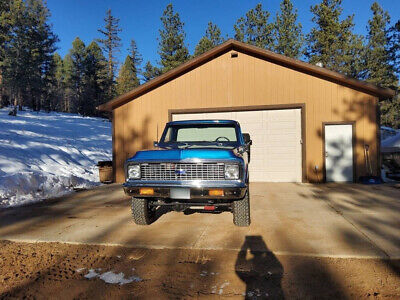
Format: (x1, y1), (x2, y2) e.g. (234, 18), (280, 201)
(0, 108), (112, 207)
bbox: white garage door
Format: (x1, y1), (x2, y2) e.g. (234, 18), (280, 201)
(172, 109), (302, 182)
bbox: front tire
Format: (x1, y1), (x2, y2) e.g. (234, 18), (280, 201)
(232, 191), (251, 227)
(131, 198), (155, 225)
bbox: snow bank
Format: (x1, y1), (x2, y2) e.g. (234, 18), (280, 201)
(0, 107), (111, 207)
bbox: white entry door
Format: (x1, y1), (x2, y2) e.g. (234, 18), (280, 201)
(172, 109), (302, 182)
(325, 124), (354, 182)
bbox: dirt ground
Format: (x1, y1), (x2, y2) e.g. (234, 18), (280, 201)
(0, 240), (399, 299)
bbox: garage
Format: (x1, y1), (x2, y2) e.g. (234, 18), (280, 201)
(171, 108), (302, 182)
(98, 39), (394, 183)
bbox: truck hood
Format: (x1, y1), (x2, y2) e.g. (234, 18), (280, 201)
(127, 148), (240, 162)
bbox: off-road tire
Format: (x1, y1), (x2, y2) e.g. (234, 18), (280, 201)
(131, 197), (154, 225)
(232, 191), (251, 227)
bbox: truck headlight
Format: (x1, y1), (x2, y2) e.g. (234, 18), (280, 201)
(127, 164), (140, 180)
(225, 164), (239, 180)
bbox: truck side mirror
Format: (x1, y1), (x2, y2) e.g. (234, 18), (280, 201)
(243, 133), (252, 145)
(153, 141), (159, 148)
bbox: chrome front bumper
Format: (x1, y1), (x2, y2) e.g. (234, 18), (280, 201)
(123, 180), (247, 200)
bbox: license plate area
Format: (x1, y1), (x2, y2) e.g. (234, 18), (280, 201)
(170, 188), (191, 199)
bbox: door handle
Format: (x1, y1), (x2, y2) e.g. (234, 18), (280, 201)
(325, 151), (328, 157)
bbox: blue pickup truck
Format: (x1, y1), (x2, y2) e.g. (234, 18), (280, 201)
(123, 120), (252, 226)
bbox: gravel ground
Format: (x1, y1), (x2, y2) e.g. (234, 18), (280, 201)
(0, 240), (399, 299)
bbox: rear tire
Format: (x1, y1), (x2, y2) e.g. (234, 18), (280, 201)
(131, 198), (155, 225)
(232, 191), (251, 227)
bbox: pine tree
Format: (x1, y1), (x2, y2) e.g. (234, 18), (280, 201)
(26, 0), (58, 111)
(194, 22), (225, 56)
(116, 39), (142, 95)
(158, 4), (189, 73)
(43, 52), (63, 112)
(273, 0), (303, 58)
(65, 37), (87, 114)
(306, 0), (363, 77)
(84, 41), (109, 115)
(116, 56), (139, 95)
(365, 2), (397, 88)
(234, 3), (274, 50)
(142, 61), (160, 82)
(364, 3), (399, 128)
(98, 9), (121, 88)
(389, 20), (400, 75)
(0, 0), (12, 61)
(62, 54), (74, 112)
(0, 0), (57, 111)
(128, 39), (142, 75)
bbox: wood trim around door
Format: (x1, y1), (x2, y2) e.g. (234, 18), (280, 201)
(322, 121), (357, 183)
(168, 103), (307, 183)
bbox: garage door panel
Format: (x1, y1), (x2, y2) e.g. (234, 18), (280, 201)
(206, 112), (233, 119)
(172, 108), (302, 182)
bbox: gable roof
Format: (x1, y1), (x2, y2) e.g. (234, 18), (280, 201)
(98, 39), (395, 111)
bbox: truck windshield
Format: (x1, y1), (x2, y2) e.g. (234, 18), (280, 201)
(162, 124), (238, 143)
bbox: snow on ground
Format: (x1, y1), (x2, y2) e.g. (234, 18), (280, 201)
(0, 107), (111, 207)
(84, 269), (142, 285)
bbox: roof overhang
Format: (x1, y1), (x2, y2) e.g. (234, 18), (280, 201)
(98, 39), (396, 112)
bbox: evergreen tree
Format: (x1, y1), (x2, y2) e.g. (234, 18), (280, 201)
(142, 61), (160, 82)
(234, 3), (274, 50)
(194, 22), (225, 56)
(84, 41), (109, 115)
(364, 3), (399, 128)
(0, 0), (12, 61)
(306, 0), (363, 77)
(26, 0), (58, 111)
(158, 4), (189, 73)
(116, 56), (139, 95)
(128, 39), (142, 75)
(273, 0), (303, 58)
(0, 0), (57, 111)
(381, 94), (400, 129)
(365, 2), (397, 88)
(62, 54), (74, 112)
(98, 9), (121, 89)
(65, 37), (87, 114)
(43, 52), (63, 112)
(389, 20), (400, 75)
(116, 39), (142, 95)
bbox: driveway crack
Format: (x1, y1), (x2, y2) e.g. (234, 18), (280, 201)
(191, 221), (210, 249)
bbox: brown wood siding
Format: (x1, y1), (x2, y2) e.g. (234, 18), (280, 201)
(113, 51), (379, 183)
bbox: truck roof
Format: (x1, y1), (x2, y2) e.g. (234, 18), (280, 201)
(167, 119), (239, 126)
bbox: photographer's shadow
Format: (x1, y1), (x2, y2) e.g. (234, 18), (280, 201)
(235, 236), (284, 299)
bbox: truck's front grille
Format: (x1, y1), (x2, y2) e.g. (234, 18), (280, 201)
(140, 163), (225, 181)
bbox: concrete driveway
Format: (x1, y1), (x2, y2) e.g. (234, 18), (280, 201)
(1, 183), (399, 259)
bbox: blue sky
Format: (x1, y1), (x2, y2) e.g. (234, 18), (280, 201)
(47, 0), (400, 69)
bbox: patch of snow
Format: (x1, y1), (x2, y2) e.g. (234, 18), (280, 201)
(76, 268), (86, 273)
(211, 286), (217, 294)
(0, 107), (111, 207)
(84, 269), (141, 285)
(84, 269), (99, 279)
(218, 281), (230, 295)
(99, 271), (138, 285)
